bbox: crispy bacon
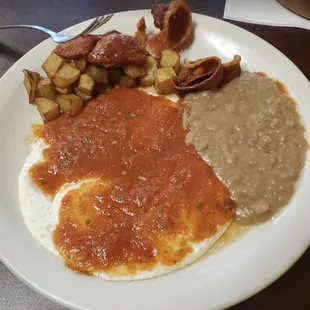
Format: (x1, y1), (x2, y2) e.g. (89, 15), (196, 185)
(151, 3), (169, 30)
(88, 33), (147, 68)
(133, 17), (148, 49)
(173, 55), (242, 95)
(146, 0), (192, 58)
(222, 55), (242, 84)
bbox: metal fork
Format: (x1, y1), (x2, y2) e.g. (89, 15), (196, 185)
(0, 14), (114, 44)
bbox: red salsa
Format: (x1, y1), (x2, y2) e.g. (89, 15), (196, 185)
(30, 88), (234, 275)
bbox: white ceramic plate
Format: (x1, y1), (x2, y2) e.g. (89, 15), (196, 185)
(0, 10), (309, 310)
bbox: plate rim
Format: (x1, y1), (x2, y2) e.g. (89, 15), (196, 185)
(0, 10), (309, 310)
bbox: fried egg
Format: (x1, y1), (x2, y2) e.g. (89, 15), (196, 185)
(19, 138), (231, 280)
(19, 89), (232, 281)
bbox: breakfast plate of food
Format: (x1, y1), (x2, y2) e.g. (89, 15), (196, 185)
(0, 1), (309, 309)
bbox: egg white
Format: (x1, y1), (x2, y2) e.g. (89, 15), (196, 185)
(19, 90), (231, 280)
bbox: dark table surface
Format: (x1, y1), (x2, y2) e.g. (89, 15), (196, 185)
(0, 0), (309, 309)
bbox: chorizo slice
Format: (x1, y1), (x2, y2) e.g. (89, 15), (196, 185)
(54, 35), (97, 60)
(88, 33), (147, 68)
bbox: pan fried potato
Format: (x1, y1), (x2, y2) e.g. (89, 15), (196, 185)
(34, 98), (60, 122)
(74, 85), (93, 101)
(54, 64), (81, 88)
(77, 74), (95, 95)
(23, 69), (41, 103)
(84, 64), (108, 84)
(55, 85), (72, 95)
(57, 94), (83, 116)
(123, 64), (146, 78)
(159, 49), (180, 73)
(119, 74), (137, 88)
(70, 58), (87, 72)
(36, 78), (56, 100)
(42, 52), (65, 79)
(154, 67), (176, 95)
(108, 68), (123, 83)
(139, 56), (158, 87)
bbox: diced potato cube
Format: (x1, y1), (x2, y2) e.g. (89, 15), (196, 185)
(139, 56), (158, 87)
(74, 85), (93, 101)
(54, 64), (81, 88)
(159, 49), (180, 72)
(139, 74), (155, 87)
(57, 94), (83, 116)
(34, 98), (60, 122)
(42, 52), (65, 79)
(70, 58), (87, 72)
(107, 68), (123, 83)
(119, 74), (137, 88)
(23, 69), (41, 103)
(84, 64), (108, 84)
(55, 85), (73, 95)
(123, 64), (146, 78)
(77, 74), (95, 95)
(36, 78), (56, 100)
(154, 67), (176, 95)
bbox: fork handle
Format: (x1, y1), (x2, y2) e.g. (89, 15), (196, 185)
(0, 24), (57, 38)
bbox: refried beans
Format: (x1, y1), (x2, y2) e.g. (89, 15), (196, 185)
(183, 72), (308, 225)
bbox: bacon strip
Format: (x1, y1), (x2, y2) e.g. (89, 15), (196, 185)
(173, 55), (242, 96)
(222, 55), (242, 84)
(146, 0), (192, 58)
(133, 17), (148, 49)
(151, 3), (169, 30)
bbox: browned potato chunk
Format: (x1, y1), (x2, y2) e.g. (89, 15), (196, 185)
(108, 68), (123, 83)
(154, 67), (176, 95)
(159, 49), (180, 73)
(55, 85), (72, 95)
(74, 85), (93, 101)
(34, 98), (60, 122)
(84, 64), (108, 84)
(36, 78), (56, 100)
(57, 94), (83, 116)
(77, 74), (95, 95)
(42, 52), (65, 79)
(23, 69), (41, 103)
(123, 64), (146, 78)
(139, 56), (158, 87)
(54, 64), (81, 88)
(70, 58), (87, 72)
(119, 74), (137, 88)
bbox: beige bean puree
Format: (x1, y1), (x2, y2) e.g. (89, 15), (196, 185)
(183, 72), (308, 225)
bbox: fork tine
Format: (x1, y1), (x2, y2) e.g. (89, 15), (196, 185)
(85, 14), (114, 34)
(84, 17), (104, 34)
(101, 14), (114, 25)
(86, 15), (112, 34)
(64, 14), (113, 43)
(74, 16), (100, 38)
